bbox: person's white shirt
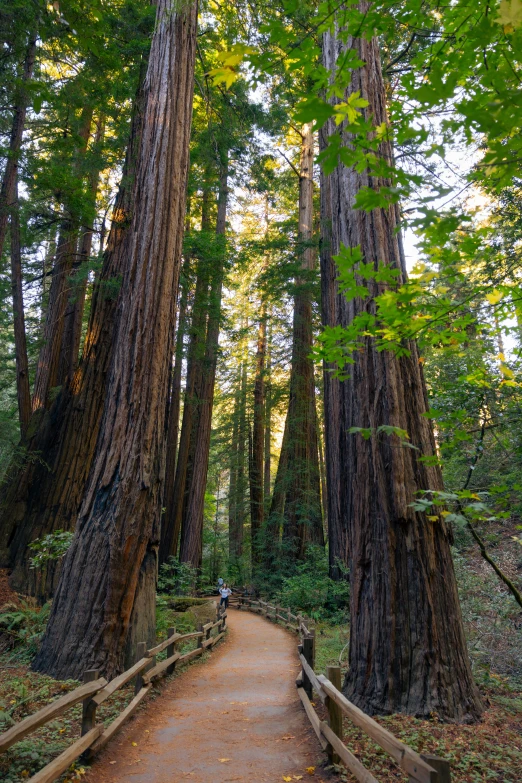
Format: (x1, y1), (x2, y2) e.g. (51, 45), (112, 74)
(219, 587), (232, 598)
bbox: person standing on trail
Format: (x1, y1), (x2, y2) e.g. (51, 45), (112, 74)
(219, 582), (232, 610)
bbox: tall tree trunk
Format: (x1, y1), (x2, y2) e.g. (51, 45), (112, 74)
(236, 354), (248, 560)
(228, 367), (241, 561)
(33, 106), (94, 408)
(10, 175), (31, 436)
(33, 0), (198, 680)
(159, 257), (189, 564)
(166, 255), (209, 558)
(264, 315), (272, 505)
(250, 308), (265, 567)
(319, 120), (346, 579)
(321, 9), (482, 721)
(0, 31), (37, 262)
(179, 162), (228, 567)
(274, 124), (324, 560)
(58, 115), (104, 382)
(0, 62), (149, 598)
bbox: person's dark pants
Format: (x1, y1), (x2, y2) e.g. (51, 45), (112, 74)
(220, 596), (229, 610)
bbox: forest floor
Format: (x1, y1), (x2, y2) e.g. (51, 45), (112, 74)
(83, 608), (334, 783)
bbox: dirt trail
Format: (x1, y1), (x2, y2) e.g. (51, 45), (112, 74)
(86, 607), (334, 783)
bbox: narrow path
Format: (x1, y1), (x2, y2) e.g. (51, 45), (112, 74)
(86, 607), (334, 783)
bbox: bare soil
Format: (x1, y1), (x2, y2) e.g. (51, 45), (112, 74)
(85, 608), (334, 783)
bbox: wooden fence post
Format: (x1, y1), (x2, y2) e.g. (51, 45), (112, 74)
(81, 670), (98, 736)
(166, 626), (176, 675)
(302, 635), (314, 700)
(134, 641), (147, 694)
(409, 755), (451, 783)
(197, 622), (204, 649)
(326, 665), (343, 765)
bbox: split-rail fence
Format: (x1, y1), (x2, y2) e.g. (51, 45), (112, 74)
(0, 606), (227, 783)
(236, 595), (452, 783)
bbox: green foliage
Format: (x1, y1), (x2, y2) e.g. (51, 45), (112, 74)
(276, 547), (350, 622)
(27, 530), (74, 569)
(0, 601), (51, 659)
(157, 557), (198, 596)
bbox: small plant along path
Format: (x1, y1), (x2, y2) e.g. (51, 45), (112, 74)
(85, 607), (334, 783)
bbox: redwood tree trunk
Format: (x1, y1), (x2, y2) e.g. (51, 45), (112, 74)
(321, 9), (482, 721)
(179, 162), (228, 567)
(271, 124), (324, 560)
(58, 115), (104, 382)
(166, 255), (209, 559)
(0, 63), (148, 598)
(250, 309), (265, 567)
(0, 31), (37, 262)
(33, 0), (198, 679)
(159, 259), (189, 564)
(228, 368), (241, 561)
(10, 175), (31, 436)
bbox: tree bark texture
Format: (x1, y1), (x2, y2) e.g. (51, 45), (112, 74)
(58, 115), (105, 384)
(159, 259), (189, 564)
(322, 10), (482, 721)
(165, 255), (209, 559)
(179, 163), (228, 567)
(0, 64), (147, 598)
(33, 0), (198, 679)
(271, 124), (324, 560)
(10, 175), (32, 436)
(0, 31), (37, 262)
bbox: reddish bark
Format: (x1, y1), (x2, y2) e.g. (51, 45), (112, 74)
(321, 8), (483, 720)
(33, 0), (198, 679)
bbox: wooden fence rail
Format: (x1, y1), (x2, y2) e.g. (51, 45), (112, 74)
(0, 606), (228, 783)
(238, 596), (452, 783)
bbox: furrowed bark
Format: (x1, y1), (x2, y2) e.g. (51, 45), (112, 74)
(58, 115), (105, 382)
(0, 61), (148, 598)
(322, 7), (482, 721)
(33, 0), (198, 679)
(10, 175), (32, 436)
(271, 123), (324, 561)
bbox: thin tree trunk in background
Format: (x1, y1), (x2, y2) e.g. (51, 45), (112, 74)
(180, 162), (228, 567)
(0, 31), (37, 262)
(159, 258), (189, 564)
(228, 367), (241, 561)
(236, 354), (248, 557)
(33, 105), (94, 407)
(167, 256), (209, 558)
(0, 63), (149, 598)
(276, 123), (324, 560)
(58, 115), (104, 380)
(10, 176), (31, 436)
(322, 8), (482, 721)
(33, 0), (198, 680)
(264, 315), (272, 505)
(250, 308), (265, 567)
